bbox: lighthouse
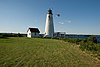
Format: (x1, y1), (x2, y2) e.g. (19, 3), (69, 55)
(44, 9), (54, 38)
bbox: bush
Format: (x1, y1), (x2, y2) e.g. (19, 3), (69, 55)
(62, 37), (100, 59)
(79, 42), (98, 51)
(64, 38), (83, 45)
(2, 33), (18, 37)
(88, 36), (97, 43)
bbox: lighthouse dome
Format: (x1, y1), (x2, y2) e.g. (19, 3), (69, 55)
(48, 9), (52, 14)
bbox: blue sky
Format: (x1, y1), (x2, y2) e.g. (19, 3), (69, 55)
(0, 0), (100, 35)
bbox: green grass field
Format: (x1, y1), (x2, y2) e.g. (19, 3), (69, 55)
(0, 37), (100, 67)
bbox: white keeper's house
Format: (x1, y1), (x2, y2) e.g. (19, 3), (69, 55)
(27, 28), (40, 38)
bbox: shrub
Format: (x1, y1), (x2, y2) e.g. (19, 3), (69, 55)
(62, 37), (100, 59)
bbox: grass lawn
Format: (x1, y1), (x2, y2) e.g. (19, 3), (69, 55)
(0, 37), (100, 67)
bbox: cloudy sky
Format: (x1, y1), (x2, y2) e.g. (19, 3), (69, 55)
(0, 0), (100, 35)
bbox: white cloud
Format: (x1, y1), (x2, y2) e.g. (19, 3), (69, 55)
(67, 20), (71, 23)
(58, 19), (72, 25)
(58, 22), (64, 24)
(65, 20), (72, 23)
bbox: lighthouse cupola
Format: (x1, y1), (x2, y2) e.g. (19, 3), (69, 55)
(48, 9), (52, 14)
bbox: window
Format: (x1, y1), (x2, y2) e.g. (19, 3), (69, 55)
(29, 33), (31, 35)
(35, 33), (36, 35)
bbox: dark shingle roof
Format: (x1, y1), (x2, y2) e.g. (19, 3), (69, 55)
(28, 28), (40, 33)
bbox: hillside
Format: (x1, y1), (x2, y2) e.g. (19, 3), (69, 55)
(0, 37), (100, 67)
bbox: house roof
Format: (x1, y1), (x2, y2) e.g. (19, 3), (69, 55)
(27, 28), (40, 33)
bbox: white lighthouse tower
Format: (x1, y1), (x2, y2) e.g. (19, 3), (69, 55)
(44, 9), (54, 38)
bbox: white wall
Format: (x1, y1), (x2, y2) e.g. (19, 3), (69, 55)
(45, 13), (54, 38)
(27, 30), (39, 38)
(27, 30), (31, 38)
(31, 32), (39, 37)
